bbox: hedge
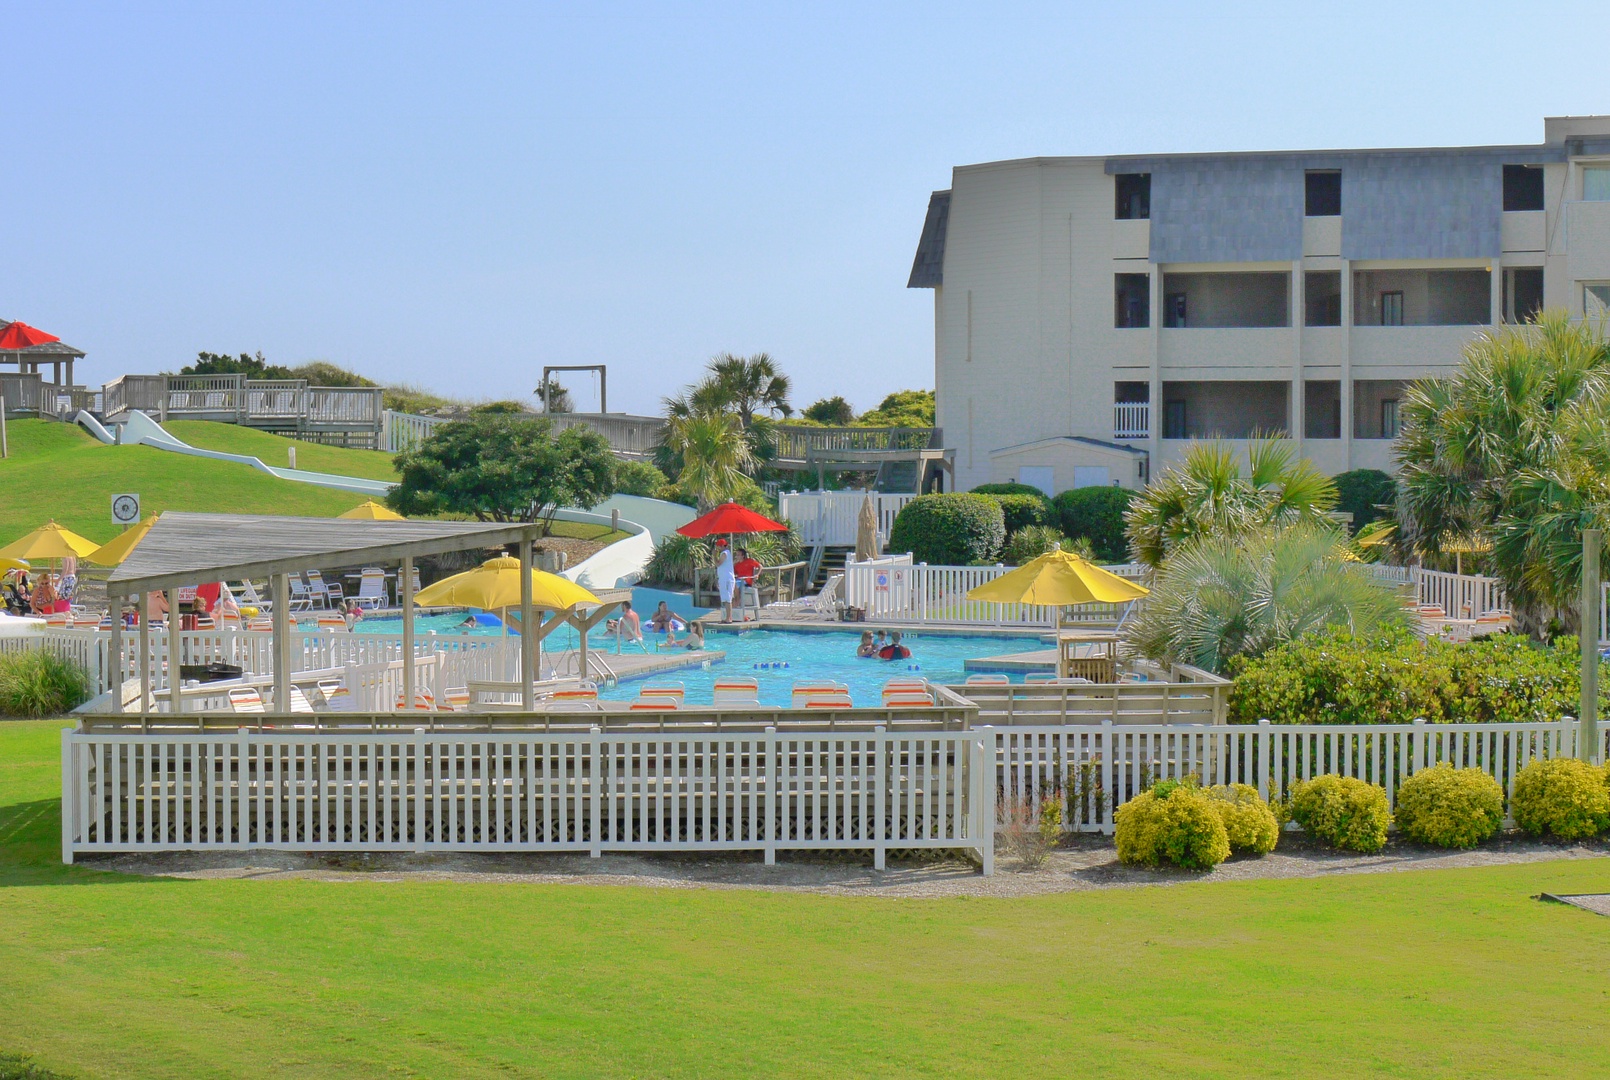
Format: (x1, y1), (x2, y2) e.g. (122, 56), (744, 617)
(1510, 759), (1610, 841)
(1393, 765), (1505, 849)
(1288, 775), (1392, 852)
(1205, 783), (1279, 855)
(1114, 780), (1230, 870)
(887, 493), (1005, 566)
(1054, 486), (1134, 563)
(1227, 628), (1599, 725)
(980, 493), (1054, 534)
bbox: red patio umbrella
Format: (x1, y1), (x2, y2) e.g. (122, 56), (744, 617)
(676, 501), (787, 538)
(0, 321), (61, 351)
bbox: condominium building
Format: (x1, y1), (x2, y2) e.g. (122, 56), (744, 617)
(908, 116), (1610, 494)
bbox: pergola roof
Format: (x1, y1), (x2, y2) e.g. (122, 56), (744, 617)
(106, 512), (540, 596)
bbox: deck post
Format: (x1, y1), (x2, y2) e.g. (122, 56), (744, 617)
(764, 726), (777, 865)
(401, 556), (415, 713)
(169, 601), (182, 716)
(60, 726), (74, 864)
(519, 537), (534, 711)
(872, 725), (885, 871)
(973, 725), (994, 876)
(272, 573), (291, 714)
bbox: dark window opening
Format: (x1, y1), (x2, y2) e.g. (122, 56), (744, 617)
(1164, 292), (1187, 328)
(1304, 271), (1342, 326)
(1380, 291), (1404, 326)
(1503, 266), (1544, 324)
(1115, 273), (1150, 328)
(1304, 381), (1341, 439)
(1305, 170), (1341, 217)
(1381, 399), (1400, 439)
(1115, 173), (1151, 220)
(1164, 401), (1187, 440)
(1503, 164), (1545, 212)
(1114, 381), (1149, 403)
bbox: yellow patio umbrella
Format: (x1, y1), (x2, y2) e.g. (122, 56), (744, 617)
(88, 516), (157, 566)
(966, 547), (1149, 612)
(1356, 522), (1395, 548)
(1440, 532), (1492, 576)
(0, 520), (100, 563)
(412, 556), (599, 612)
(338, 500), (406, 521)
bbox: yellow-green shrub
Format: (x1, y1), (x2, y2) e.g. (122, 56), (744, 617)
(1288, 775), (1392, 853)
(1114, 781), (1230, 870)
(1393, 765), (1504, 849)
(1510, 758), (1610, 841)
(1205, 784), (1279, 855)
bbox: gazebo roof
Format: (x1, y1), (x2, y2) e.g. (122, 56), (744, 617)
(0, 321), (85, 359)
(106, 512), (540, 596)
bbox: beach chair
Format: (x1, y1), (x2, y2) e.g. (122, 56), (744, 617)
(219, 609), (242, 630)
(638, 682), (685, 705)
(790, 680), (847, 707)
(964, 673), (1010, 686)
(238, 579), (272, 613)
(439, 686), (472, 712)
(395, 689), (437, 711)
(801, 691), (855, 709)
(712, 677), (761, 707)
(288, 685), (316, 714)
(315, 679), (352, 711)
(1024, 672), (1059, 683)
(629, 698), (680, 712)
(881, 692), (935, 708)
(352, 568), (389, 611)
(193, 614), (217, 630)
(307, 570), (342, 608)
(316, 614), (349, 632)
(287, 575), (316, 612)
(548, 686), (599, 706)
(228, 687), (266, 714)
(247, 616), (274, 632)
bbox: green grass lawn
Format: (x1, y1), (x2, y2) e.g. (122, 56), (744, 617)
(2, 720), (1607, 1079)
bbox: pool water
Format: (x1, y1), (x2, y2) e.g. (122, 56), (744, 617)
(601, 628), (1043, 707)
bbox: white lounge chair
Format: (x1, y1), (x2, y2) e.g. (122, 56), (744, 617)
(352, 569), (388, 610)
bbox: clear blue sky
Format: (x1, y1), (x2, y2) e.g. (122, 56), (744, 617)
(3, 2), (1603, 415)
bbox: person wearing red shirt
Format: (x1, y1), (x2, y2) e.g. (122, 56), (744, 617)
(732, 547), (762, 585)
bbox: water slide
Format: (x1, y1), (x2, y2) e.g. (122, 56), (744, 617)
(73, 410), (694, 588)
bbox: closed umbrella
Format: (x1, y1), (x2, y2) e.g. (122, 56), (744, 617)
(338, 500), (406, 521)
(854, 492), (880, 563)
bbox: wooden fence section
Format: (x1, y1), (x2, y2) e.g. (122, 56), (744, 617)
(771, 426), (938, 465)
(955, 677), (1230, 727)
(0, 372), (45, 416)
(994, 719), (1591, 834)
(60, 728), (993, 871)
(545, 413), (667, 459)
(381, 410), (446, 452)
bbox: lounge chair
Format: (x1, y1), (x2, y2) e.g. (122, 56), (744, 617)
(712, 677), (760, 707)
(228, 687), (266, 713)
(395, 689), (437, 711)
(247, 616), (274, 632)
(881, 692), (935, 707)
(287, 685), (316, 714)
(801, 692), (855, 709)
(964, 673), (1010, 686)
(629, 698), (680, 711)
(638, 682), (685, 705)
(352, 569), (388, 611)
(286, 576), (316, 612)
(306, 571), (342, 608)
(315, 679), (351, 711)
(316, 614), (348, 632)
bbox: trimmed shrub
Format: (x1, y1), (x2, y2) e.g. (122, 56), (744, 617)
(1394, 765), (1504, 849)
(0, 650), (92, 717)
(613, 460), (671, 499)
(1054, 486), (1135, 563)
(1114, 781), (1231, 870)
(1510, 758), (1610, 841)
(1228, 627), (1599, 726)
(1288, 775), (1392, 852)
(1332, 469), (1397, 534)
(1002, 525), (1066, 566)
(887, 493), (1006, 566)
(980, 493), (1054, 535)
(970, 482), (1047, 498)
(643, 534), (710, 587)
(1205, 783), (1279, 855)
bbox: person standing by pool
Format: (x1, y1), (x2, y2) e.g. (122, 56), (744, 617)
(878, 631), (911, 661)
(715, 540), (737, 623)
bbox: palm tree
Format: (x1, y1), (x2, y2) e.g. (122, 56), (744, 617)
(1124, 437), (1339, 568)
(665, 353), (792, 426)
(1128, 522), (1406, 674)
(1396, 311), (1610, 634)
(662, 411), (756, 511)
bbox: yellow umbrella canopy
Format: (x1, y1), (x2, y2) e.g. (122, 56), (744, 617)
(0, 520), (101, 562)
(338, 500), (406, 521)
(88, 516), (157, 566)
(412, 556), (600, 611)
(966, 548), (1149, 607)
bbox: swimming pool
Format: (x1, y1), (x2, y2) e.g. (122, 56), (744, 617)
(600, 628), (1044, 707)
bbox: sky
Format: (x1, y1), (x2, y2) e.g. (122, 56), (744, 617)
(2, 2), (1605, 416)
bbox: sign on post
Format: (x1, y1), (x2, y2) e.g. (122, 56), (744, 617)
(111, 493), (141, 526)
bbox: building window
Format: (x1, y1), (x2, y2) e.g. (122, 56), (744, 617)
(1115, 273), (1150, 328)
(1305, 170), (1341, 217)
(1503, 267), (1544, 324)
(1304, 271), (1342, 326)
(1115, 173), (1150, 220)
(1164, 292), (1187, 328)
(1380, 399), (1400, 440)
(1586, 283), (1610, 319)
(1378, 290), (1404, 326)
(1503, 164), (1545, 211)
(1164, 401), (1187, 439)
(1584, 166), (1610, 201)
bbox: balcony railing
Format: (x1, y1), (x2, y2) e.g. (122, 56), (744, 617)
(1114, 402), (1149, 439)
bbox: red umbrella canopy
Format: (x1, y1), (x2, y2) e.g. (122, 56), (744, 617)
(676, 501), (787, 538)
(0, 321), (61, 351)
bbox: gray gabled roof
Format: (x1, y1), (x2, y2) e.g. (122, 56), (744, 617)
(907, 190), (951, 288)
(0, 321), (86, 358)
(107, 512), (540, 596)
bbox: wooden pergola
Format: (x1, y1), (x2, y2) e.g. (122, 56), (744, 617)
(105, 512), (555, 713)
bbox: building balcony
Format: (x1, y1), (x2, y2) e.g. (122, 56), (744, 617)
(1114, 402), (1149, 439)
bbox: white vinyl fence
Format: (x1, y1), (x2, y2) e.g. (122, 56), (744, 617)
(381, 410), (447, 453)
(995, 718), (1595, 834)
(1416, 568), (1507, 617)
(60, 727), (993, 871)
(778, 492), (916, 547)
(841, 561), (1148, 627)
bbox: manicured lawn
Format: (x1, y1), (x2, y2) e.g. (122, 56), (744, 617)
(0, 421), (393, 548)
(2, 718), (1607, 1079)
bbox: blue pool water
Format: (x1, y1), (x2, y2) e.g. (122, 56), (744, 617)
(600, 628), (1044, 707)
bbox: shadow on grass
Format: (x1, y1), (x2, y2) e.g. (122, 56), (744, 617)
(0, 800), (156, 889)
